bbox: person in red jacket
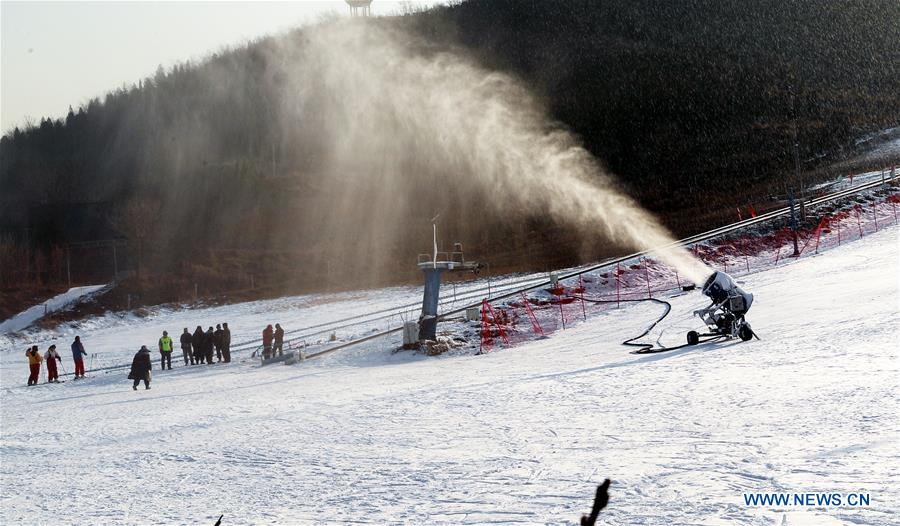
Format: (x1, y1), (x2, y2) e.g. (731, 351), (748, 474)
(262, 324), (274, 359)
(44, 344), (62, 383)
(26, 346), (43, 386)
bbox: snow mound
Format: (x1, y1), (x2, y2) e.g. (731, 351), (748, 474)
(0, 284), (108, 335)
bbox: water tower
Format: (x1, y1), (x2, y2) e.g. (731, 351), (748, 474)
(346, 0), (373, 17)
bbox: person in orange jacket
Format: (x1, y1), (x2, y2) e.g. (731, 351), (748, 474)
(44, 344), (62, 383)
(262, 325), (274, 359)
(26, 345), (43, 386)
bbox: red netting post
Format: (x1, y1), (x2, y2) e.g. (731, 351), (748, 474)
(674, 268), (681, 289)
(837, 215), (841, 245)
(643, 257), (652, 298)
(814, 217), (825, 254)
(480, 299), (492, 353)
(578, 275), (587, 321)
(892, 198), (898, 223)
(484, 300), (510, 346)
(723, 257), (728, 273)
(557, 289), (567, 330)
(855, 205), (863, 238)
(520, 292), (544, 337)
(872, 202), (878, 231)
(615, 262), (621, 308)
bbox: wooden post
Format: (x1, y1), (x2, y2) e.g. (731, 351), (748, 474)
(579, 275), (586, 321)
(615, 262), (621, 308)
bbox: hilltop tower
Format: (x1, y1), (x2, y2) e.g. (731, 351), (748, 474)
(346, 0), (373, 17)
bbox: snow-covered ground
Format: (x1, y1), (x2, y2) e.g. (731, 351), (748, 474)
(1, 225), (898, 525)
(0, 284), (108, 334)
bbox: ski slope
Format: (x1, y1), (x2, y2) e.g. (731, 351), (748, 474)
(0, 284), (108, 334)
(1, 225), (898, 525)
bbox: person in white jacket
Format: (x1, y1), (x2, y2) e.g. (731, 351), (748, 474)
(44, 345), (62, 383)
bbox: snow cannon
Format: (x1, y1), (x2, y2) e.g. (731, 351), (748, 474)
(687, 271), (755, 345)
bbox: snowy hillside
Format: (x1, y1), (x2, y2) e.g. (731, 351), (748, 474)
(1, 225), (898, 525)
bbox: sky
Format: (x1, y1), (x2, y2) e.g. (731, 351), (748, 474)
(0, 0), (446, 133)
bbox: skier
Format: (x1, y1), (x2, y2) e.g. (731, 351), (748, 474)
(26, 346), (43, 386)
(204, 326), (215, 365)
(262, 324), (274, 359)
(44, 344), (62, 383)
(71, 336), (88, 379)
(129, 345), (152, 390)
(192, 326), (205, 364)
(180, 328), (193, 365)
(213, 324), (225, 362)
(273, 323), (285, 356)
(221, 322), (232, 363)
(158, 331), (173, 370)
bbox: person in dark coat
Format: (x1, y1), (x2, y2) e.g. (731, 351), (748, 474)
(213, 324), (225, 362)
(222, 323), (232, 363)
(262, 324), (274, 359)
(180, 328), (193, 365)
(192, 326), (205, 364)
(129, 345), (152, 390)
(204, 327), (215, 365)
(71, 336), (88, 379)
(273, 323), (285, 356)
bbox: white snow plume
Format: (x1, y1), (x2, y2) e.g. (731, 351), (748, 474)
(276, 20), (710, 283)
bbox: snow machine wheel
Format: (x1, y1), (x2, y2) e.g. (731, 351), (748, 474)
(687, 331), (700, 346)
(739, 324), (753, 342)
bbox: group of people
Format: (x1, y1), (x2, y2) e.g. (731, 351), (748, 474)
(24, 335), (89, 386)
(169, 323), (232, 367)
(129, 322), (231, 390)
(261, 323), (285, 359)
(26, 321), (294, 389)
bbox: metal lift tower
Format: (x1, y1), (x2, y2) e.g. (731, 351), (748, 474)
(417, 241), (479, 342)
(346, 0), (373, 17)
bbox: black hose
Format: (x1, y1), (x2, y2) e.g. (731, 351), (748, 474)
(581, 296), (724, 354)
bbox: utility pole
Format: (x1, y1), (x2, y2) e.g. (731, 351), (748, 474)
(789, 85), (805, 202)
(788, 187), (800, 256)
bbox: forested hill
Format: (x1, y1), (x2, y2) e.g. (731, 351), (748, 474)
(2, 0), (899, 309)
(412, 0), (900, 189)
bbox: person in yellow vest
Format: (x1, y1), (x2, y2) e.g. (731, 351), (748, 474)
(26, 345), (43, 386)
(158, 331), (174, 370)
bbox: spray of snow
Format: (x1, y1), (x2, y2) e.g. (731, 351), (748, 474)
(271, 20), (710, 283)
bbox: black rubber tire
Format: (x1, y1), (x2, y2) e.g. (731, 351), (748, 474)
(739, 325), (753, 341)
(687, 331), (700, 345)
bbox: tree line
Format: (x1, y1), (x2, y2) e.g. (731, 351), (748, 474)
(2, 0), (898, 310)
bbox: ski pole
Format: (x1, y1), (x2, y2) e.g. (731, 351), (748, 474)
(59, 358), (69, 377)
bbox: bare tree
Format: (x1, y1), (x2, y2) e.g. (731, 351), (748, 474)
(116, 197), (161, 280)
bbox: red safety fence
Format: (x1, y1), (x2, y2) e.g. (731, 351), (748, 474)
(475, 192), (898, 353)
